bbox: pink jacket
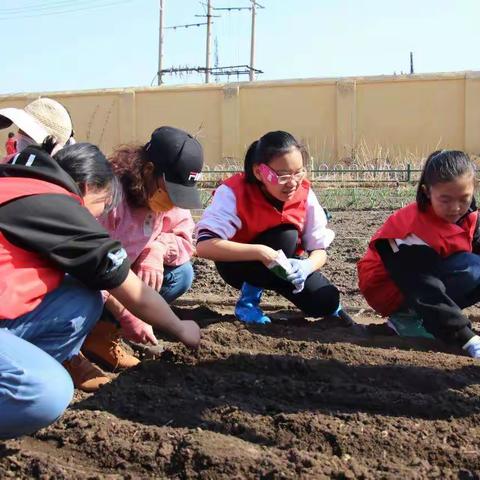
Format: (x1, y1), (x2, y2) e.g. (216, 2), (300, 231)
(100, 194), (195, 278)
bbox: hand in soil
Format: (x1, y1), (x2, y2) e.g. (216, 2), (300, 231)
(119, 310), (158, 345)
(178, 320), (201, 349)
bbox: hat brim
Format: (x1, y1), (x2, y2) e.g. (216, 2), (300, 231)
(0, 108), (49, 143)
(165, 180), (203, 209)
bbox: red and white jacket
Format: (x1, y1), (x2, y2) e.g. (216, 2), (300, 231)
(196, 173), (334, 253)
(357, 202), (478, 316)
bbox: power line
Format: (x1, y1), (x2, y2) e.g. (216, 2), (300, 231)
(0, 0), (104, 14)
(0, 0), (134, 20)
(165, 22), (208, 30)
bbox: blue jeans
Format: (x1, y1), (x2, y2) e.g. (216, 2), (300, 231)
(159, 262), (194, 304)
(0, 276), (103, 439)
(437, 252), (480, 308)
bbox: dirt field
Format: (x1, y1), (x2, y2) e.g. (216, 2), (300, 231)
(2, 210), (480, 479)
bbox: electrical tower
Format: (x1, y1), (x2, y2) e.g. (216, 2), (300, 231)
(156, 0), (263, 85)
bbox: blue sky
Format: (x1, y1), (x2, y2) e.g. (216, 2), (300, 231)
(1, 0), (479, 94)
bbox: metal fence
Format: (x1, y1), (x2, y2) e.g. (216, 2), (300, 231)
(196, 165), (421, 211)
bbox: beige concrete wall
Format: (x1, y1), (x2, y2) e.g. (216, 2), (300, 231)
(1, 71), (479, 166)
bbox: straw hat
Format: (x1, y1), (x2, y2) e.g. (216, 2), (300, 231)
(0, 97), (73, 146)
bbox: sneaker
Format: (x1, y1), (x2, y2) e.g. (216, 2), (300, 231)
(387, 310), (434, 339)
(463, 335), (480, 358)
(234, 282), (271, 325)
(83, 319), (140, 372)
(63, 352), (111, 392)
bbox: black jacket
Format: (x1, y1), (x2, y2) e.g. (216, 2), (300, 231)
(0, 146), (130, 290)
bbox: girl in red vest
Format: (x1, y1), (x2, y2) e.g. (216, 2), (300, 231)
(358, 150), (480, 358)
(196, 130), (343, 324)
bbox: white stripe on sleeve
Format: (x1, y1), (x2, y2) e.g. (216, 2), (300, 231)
(195, 184), (241, 240)
(302, 189), (335, 251)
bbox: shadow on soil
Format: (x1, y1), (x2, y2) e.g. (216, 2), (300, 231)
(75, 348), (480, 441)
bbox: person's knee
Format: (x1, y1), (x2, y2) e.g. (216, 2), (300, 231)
(162, 262), (194, 303)
(445, 252), (480, 282)
(169, 262), (194, 296)
(302, 285), (340, 317)
(0, 361), (73, 439)
(31, 364), (74, 431)
(255, 225), (299, 255)
(464, 256), (480, 284)
(178, 262), (195, 293)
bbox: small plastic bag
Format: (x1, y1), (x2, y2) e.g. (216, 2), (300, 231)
(267, 250), (304, 294)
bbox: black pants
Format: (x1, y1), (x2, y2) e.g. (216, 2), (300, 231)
(216, 225), (339, 317)
(376, 239), (476, 345)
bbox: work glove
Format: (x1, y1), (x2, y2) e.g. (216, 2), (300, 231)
(119, 310), (158, 345)
(287, 258), (314, 293)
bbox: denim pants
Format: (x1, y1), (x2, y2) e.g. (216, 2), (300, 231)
(160, 262), (194, 304)
(0, 276), (103, 440)
(437, 252), (480, 308)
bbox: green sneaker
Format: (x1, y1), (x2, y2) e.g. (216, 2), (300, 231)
(387, 310), (435, 339)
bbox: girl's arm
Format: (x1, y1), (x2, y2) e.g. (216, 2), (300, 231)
(306, 248), (327, 271)
(302, 190), (335, 252)
(196, 238), (278, 266)
(108, 270), (200, 348)
(154, 209), (196, 265)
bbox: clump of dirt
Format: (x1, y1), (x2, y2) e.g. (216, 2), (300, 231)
(2, 210), (480, 479)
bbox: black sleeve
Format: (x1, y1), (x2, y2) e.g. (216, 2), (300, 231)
(472, 214), (480, 254)
(0, 194), (130, 290)
(375, 239), (474, 346)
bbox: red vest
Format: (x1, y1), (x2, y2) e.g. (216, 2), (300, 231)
(223, 173), (309, 253)
(0, 177), (82, 319)
(5, 137), (16, 155)
(357, 202), (478, 316)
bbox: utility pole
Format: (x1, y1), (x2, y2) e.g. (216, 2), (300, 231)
(249, 0), (256, 81)
(410, 51), (414, 74)
(158, 0), (164, 85)
(157, 2), (263, 84)
(205, 0), (212, 83)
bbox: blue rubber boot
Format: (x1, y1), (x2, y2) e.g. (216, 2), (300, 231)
(234, 283), (271, 325)
(387, 309), (434, 339)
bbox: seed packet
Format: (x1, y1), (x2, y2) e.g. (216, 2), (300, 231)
(267, 250), (304, 294)
(267, 250), (293, 280)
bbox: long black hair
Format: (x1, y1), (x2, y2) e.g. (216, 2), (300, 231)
(244, 131), (308, 183)
(53, 142), (121, 210)
(416, 150), (476, 211)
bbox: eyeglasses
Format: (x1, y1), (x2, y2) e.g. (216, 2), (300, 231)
(258, 163), (306, 185)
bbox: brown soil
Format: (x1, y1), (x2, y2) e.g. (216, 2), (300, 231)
(2, 210), (480, 479)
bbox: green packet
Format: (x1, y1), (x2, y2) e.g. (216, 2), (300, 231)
(267, 250), (293, 281)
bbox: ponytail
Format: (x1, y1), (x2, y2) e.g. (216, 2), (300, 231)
(244, 140), (259, 183)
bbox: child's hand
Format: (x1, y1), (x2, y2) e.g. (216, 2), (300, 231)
(119, 310), (158, 345)
(178, 320), (201, 349)
(137, 268), (163, 291)
(257, 245), (278, 266)
(287, 258), (314, 286)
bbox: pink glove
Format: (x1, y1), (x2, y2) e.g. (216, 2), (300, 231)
(118, 310), (158, 345)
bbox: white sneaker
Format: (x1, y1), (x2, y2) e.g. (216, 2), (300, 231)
(463, 335), (480, 358)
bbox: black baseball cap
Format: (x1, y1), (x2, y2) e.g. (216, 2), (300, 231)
(144, 126), (204, 209)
